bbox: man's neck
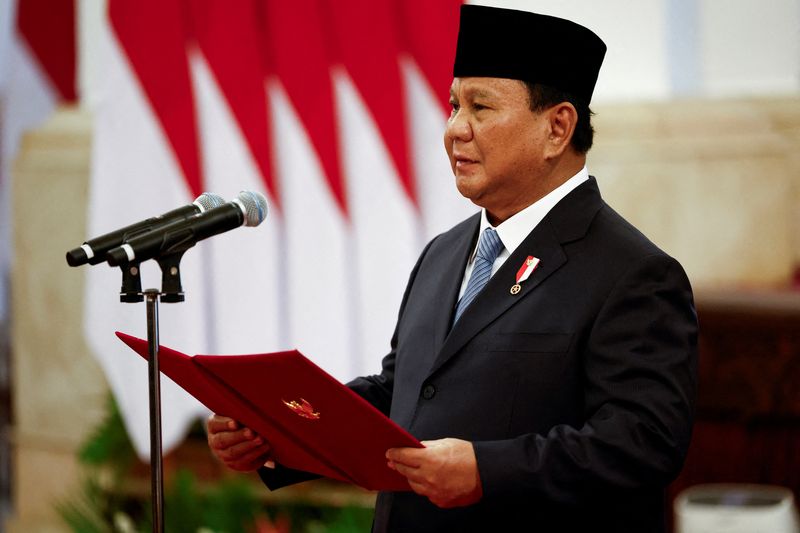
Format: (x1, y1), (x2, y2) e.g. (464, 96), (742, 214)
(487, 153), (586, 225)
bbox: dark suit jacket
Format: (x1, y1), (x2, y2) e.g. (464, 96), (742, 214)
(263, 178), (698, 532)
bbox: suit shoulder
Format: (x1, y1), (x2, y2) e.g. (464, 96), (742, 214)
(427, 212), (480, 248)
(591, 203), (673, 262)
(443, 212), (481, 237)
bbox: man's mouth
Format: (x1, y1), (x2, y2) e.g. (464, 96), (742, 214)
(454, 154), (478, 168)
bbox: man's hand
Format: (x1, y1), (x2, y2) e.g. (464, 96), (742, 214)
(386, 438), (483, 508)
(206, 414), (272, 472)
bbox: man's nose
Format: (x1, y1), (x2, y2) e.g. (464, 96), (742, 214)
(446, 111), (472, 142)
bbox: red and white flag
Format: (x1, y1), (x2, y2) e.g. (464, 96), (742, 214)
(84, 0), (472, 459)
(85, 0), (212, 457)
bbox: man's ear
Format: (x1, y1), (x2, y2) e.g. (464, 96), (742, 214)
(545, 102), (578, 159)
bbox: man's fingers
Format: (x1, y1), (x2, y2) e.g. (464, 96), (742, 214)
(207, 414), (238, 434)
(392, 461), (429, 486)
(209, 427), (259, 451)
(406, 478), (431, 498)
(235, 442), (272, 466)
(224, 445), (272, 472)
(217, 435), (268, 462)
(224, 441), (271, 466)
(205, 414), (273, 473)
(209, 430), (244, 451)
(386, 447), (424, 468)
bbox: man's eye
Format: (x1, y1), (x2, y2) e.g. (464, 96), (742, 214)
(449, 102), (460, 113)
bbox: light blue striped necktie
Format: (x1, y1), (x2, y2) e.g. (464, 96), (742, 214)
(453, 228), (504, 324)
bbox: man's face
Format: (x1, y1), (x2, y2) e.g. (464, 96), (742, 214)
(444, 77), (551, 223)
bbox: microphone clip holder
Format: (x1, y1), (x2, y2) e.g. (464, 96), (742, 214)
(116, 249), (190, 303)
(155, 251), (186, 303)
(119, 261), (143, 303)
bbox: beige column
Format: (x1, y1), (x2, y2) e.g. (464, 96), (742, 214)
(7, 108), (108, 533)
(592, 97), (800, 288)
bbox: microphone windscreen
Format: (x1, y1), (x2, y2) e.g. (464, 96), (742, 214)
(236, 191), (268, 227)
(194, 192), (226, 211)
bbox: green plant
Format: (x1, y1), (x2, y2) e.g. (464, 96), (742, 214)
(57, 394), (375, 532)
(305, 506), (374, 533)
(55, 476), (111, 533)
(77, 395), (136, 476)
(57, 395), (265, 532)
(138, 469), (263, 533)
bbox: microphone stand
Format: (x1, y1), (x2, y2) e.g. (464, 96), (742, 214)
(119, 251), (187, 533)
(144, 288), (164, 533)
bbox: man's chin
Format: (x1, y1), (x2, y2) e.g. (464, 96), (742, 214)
(454, 184), (486, 210)
(454, 180), (475, 202)
(455, 172), (481, 190)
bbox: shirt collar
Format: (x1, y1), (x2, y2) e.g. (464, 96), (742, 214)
(473, 166), (590, 260)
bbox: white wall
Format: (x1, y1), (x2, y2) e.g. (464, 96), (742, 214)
(470, 0), (800, 102)
(700, 0), (800, 97)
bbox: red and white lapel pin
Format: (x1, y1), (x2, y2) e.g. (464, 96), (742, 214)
(510, 256), (540, 295)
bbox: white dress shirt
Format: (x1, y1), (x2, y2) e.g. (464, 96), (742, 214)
(457, 167), (590, 300)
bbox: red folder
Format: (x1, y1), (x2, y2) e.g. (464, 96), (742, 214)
(116, 332), (422, 491)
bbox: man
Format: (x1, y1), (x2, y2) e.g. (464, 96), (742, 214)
(207, 5), (698, 532)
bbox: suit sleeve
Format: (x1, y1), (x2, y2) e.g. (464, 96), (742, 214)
(472, 253), (698, 504)
(258, 237), (437, 490)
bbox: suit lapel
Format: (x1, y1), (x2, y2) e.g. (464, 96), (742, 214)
(429, 219), (566, 376)
(428, 177), (605, 377)
(430, 215), (481, 356)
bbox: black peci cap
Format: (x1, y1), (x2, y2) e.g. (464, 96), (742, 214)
(453, 5), (606, 104)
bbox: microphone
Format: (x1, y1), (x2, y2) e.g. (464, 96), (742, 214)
(105, 190), (268, 267)
(66, 192), (226, 267)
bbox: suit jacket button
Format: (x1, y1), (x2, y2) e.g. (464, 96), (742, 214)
(422, 384), (436, 400)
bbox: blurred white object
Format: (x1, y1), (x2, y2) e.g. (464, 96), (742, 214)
(675, 484), (800, 533)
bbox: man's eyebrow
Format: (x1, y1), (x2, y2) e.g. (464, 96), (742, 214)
(449, 87), (494, 100)
(470, 89), (493, 99)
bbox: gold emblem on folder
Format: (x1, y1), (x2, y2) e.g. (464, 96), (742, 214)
(282, 398), (321, 420)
